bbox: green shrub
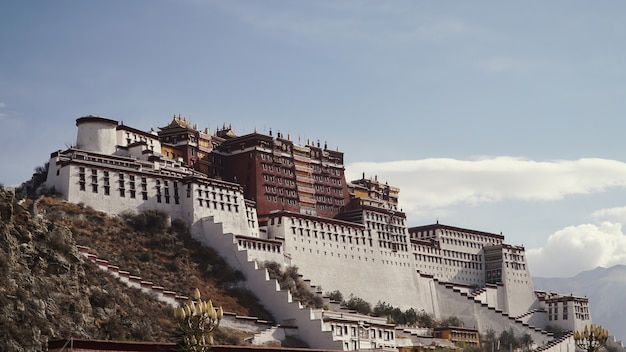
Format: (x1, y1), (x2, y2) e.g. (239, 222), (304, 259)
(328, 290), (343, 302)
(138, 252), (152, 262)
(440, 315), (464, 327)
(46, 228), (74, 254)
(416, 309), (435, 328)
(262, 261), (323, 309)
(169, 218), (189, 234)
(373, 302), (435, 327)
(89, 289), (113, 308)
(344, 294), (371, 315)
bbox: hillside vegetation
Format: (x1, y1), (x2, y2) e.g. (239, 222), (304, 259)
(0, 189), (271, 351)
(38, 196), (271, 320)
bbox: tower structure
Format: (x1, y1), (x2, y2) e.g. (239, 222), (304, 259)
(157, 115), (220, 176)
(75, 115), (119, 154)
(337, 174), (408, 253)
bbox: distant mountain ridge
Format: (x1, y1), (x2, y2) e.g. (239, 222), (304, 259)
(533, 265), (626, 344)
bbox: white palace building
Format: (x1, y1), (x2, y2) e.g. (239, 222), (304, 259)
(45, 116), (593, 351)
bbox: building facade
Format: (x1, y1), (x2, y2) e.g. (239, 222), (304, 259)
(317, 311), (397, 351)
(214, 130), (349, 222)
(535, 291), (591, 333)
(157, 115), (222, 177)
(45, 115), (591, 351)
(433, 326), (481, 347)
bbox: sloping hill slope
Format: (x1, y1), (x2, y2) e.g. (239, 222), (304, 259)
(0, 189), (271, 351)
(37, 196), (271, 320)
(0, 189), (173, 350)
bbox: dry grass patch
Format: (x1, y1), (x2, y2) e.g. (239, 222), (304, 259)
(38, 196), (272, 321)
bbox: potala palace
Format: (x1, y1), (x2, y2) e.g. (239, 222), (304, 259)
(45, 115), (593, 351)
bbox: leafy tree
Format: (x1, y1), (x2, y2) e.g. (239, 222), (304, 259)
(499, 328), (520, 351)
(327, 290), (343, 302)
(344, 295), (371, 315)
(440, 315), (464, 327)
(263, 261), (282, 277)
(261, 262), (323, 309)
(372, 303), (433, 327)
(404, 308), (418, 326)
(520, 333), (533, 351)
(24, 162), (49, 197)
(373, 301), (393, 317)
(282, 266), (298, 292)
(394, 307), (410, 325)
(416, 309), (435, 328)
(481, 328), (497, 351)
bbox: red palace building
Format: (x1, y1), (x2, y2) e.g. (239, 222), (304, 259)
(156, 116), (350, 224)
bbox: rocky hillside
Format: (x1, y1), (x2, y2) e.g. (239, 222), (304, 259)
(0, 188), (271, 351)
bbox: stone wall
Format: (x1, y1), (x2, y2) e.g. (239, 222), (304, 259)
(433, 279), (553, 346)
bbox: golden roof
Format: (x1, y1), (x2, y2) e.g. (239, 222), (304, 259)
(165, 114), (190, 129)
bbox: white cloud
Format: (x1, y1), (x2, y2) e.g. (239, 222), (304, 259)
(527, 222), (626, 277)
(592, 206), (626, 223)
(0, 102), (6, 108)
(345, 157), (626, 277)
(345, 157), (626, 218)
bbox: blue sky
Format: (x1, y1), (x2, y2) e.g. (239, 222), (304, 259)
(3, 1), (626, 277)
